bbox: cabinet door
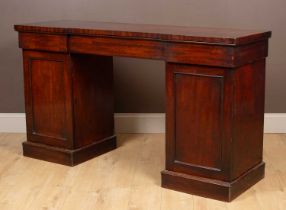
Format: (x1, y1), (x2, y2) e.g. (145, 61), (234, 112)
(166, 63), (233, 180)
(23, 51), (73, 148)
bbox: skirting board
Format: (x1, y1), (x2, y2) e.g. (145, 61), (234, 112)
(0, 113), (285, 133)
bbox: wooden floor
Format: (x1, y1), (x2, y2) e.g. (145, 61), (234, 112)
(0, 133), (285, 210)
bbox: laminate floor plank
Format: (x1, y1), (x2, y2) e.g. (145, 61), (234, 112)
(0, 133), (285, 210)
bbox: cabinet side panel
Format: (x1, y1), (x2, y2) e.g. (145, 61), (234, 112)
(232, 60), (265, 179)
(71, 54), (114, 148)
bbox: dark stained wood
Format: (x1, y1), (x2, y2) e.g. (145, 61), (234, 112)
(165, 63), (234, 181)
(71, 54), (114, 148)
(16, 21), (270, 67)
(70, 36), (268, 68)
(165, 59), (266, 180)
(234, 40), (268, 66)
(71, 35), (235, 65)
(161, 162), (265, 202)
(14, 20), (271, 46)
(23, 51), (74, 148)
(231, 60), (266, 179)
(174, 66), (224, 171)
(14, 20), (271, 202)
(70, 36), (164, 60)
(165, 42), (234, 67)
(22, 51), (117, 163)
(19, 33), (68, 52)
(165, 40), (268, 67)
(23, 135), (116, 166)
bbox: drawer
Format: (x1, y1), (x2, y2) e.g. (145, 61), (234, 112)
(19, 33), (68, 52)
(70, 36), (164, 59)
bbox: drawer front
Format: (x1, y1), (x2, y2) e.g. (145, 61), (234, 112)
(19, 33), (68, 52)
(70, 36), (164, 59)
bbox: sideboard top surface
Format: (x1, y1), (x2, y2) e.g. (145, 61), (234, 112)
(14, 20), (271, 46)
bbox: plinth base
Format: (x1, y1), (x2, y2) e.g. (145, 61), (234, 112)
(22, 136), (117, 166)
(161, 162), (265, 202)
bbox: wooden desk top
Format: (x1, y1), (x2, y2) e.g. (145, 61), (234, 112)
(14, 20), (271, 46)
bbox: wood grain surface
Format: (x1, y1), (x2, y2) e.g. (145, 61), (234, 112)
(14, 20), (271, 45)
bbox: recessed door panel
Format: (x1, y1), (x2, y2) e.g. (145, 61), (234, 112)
(165, 63), (230, 179)
(175, 72), (223, 171)
(31, 59), (67, 139)
(23, 51), (73, 148)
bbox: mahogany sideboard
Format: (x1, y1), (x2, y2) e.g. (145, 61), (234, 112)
(14, 20), (271, 201)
